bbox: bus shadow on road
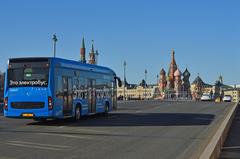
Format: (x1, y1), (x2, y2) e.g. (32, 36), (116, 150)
(28, 113), (215, 127)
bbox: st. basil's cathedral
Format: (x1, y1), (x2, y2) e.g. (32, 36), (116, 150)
(158, 49), (191, 99)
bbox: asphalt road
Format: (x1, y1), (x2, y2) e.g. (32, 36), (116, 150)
(0, 101), (235, 159)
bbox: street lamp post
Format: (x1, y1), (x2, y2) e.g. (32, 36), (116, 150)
(123, 61), (127, 101)
(52, 34), (58, 57)
(156, 74), (159, 98)
(145, 69), (147, 100)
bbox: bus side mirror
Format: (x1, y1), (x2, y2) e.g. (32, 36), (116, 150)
(114, 77), (122, 87)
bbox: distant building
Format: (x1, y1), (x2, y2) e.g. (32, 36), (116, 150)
(117, 80), (159, 100)
(191, 75), (212, 99)
(191, 75), (232, 100)
(223, 88), (240, 102)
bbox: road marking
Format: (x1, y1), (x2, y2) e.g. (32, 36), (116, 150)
(72, 128), (110, 134)
(7, 140), (70, 148)
(135, 110), (142, 113)
(6, 140), (70, 151)
(37, 132), (91, 140)
(6, 143), (65, 151)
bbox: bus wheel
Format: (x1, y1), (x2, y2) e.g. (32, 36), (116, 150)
(75, 106), (81, 121)
(104, 103), (109, 114)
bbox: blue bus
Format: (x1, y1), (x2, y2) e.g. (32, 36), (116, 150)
(4, 57), (121, 121)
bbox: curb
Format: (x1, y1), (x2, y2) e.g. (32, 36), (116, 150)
(199, 102), (239, 159)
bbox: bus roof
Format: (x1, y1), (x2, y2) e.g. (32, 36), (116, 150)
(9, 57), (116, 75)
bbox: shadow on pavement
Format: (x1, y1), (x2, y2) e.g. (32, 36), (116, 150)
(28, 113), (215, 127)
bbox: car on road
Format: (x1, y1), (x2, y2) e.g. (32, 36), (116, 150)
(201, 94), (212, 101)
(223, 95), (232, 102)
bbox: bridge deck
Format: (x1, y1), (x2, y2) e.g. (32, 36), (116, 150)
(0, 101), (235, 159)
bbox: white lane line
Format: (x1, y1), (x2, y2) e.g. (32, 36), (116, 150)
(135, 110), (142, 113)
(6, 143), (65, 151)
(7, 140), (70, 149)
(37, 132), (91, 140)
(73, 128), (110, 134)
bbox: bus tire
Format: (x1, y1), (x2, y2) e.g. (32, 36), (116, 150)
(74, 105), (81, 121)
(104, 102), (110, 115)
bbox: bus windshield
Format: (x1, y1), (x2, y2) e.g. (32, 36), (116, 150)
(8, 67), (49, 87)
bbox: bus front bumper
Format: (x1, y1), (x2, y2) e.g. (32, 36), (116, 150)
(4, 110), (54, 119)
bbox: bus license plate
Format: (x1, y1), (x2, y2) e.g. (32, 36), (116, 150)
(22, 113), (34, 117)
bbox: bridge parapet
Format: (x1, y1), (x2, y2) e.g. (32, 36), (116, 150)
(199, 101), (239, 159)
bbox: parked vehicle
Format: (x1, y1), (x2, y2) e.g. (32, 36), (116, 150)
(201, 94), (212, 101)
(223, 95), (232, 102)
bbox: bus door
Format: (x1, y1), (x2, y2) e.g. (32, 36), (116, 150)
(88, 79), (96, 113)
(63, 76), (73, 116)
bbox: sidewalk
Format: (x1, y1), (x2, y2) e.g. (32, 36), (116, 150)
(219, 107), (240, 159)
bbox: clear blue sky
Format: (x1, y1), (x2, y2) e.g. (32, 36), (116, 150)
(0, 0), (239, 85)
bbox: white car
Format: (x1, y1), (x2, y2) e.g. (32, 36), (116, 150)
(223, 95), (232, 102)
(201, 94), (211, 101)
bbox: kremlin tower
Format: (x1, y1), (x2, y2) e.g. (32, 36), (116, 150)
(80, 38), (98, 65)
(89, 40), (96, 64)
(80, 38), (86, 63)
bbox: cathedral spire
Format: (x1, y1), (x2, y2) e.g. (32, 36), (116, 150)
(80, 37), (86, 63)
(171, 48), (176, 65)
(168, 48), (178, 90)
